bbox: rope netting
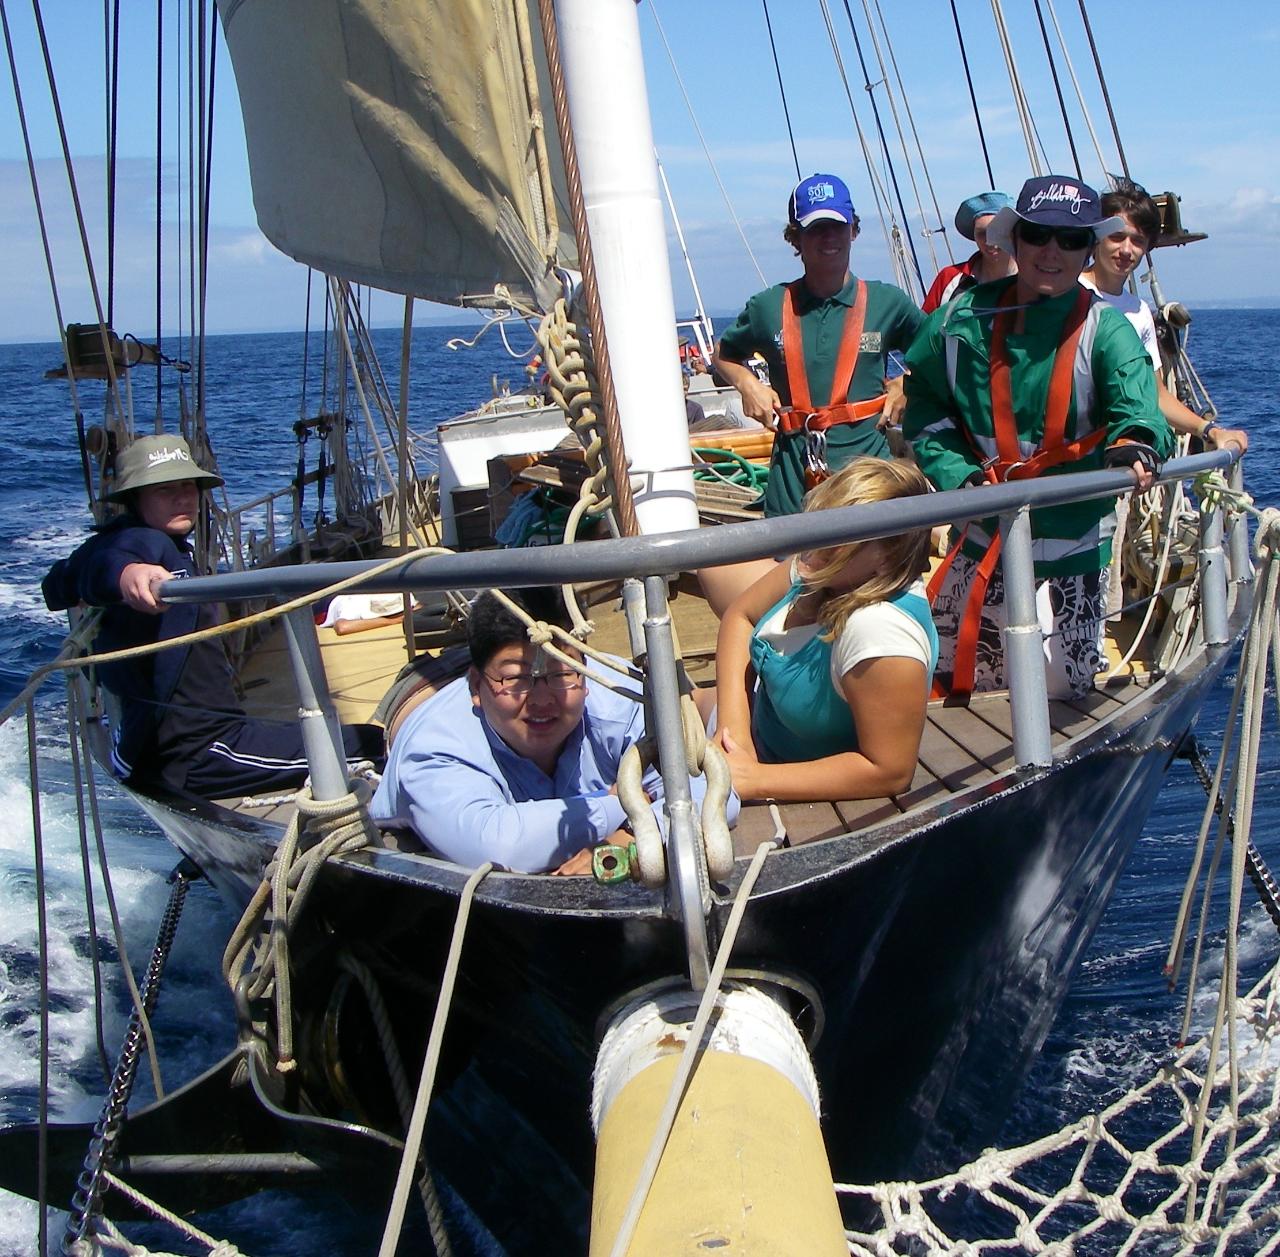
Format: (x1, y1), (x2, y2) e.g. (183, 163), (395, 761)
(839, 962), (1280, 1255)
(839, 499), (1280, 1256)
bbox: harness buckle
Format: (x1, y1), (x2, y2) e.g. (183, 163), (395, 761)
(803, 418), (829, 489)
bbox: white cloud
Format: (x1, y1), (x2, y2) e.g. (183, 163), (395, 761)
(212, 231), (273, 265)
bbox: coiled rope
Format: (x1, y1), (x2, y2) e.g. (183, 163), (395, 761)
(222, 779), (382, 1072)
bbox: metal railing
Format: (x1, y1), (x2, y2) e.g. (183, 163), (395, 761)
(163, 446), (1247, 981)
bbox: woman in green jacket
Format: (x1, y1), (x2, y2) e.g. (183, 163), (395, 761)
(902, 175), (1173, 699)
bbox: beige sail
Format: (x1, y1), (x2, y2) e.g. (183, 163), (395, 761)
(217, 0), (574, 311)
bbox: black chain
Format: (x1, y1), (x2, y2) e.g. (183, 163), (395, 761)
(1179, 736), (1280, 934)
(61, 859), (201, 1252)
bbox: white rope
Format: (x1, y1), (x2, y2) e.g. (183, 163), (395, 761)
(88, 1171), (248, 1255)
(606, 837), (781, 1257)
(839, 959), (1280, 1254)
(377, 862), (493, 1257)
(990, 0), (1043, 174)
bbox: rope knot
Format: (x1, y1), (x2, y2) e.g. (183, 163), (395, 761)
(526, 620), (554, 648)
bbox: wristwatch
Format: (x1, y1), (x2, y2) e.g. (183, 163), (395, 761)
(1200, 419), (1218, 441)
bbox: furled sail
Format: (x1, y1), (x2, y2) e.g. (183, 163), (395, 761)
(216, 0), (575, 311)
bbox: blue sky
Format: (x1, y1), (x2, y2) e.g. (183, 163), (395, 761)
(1, 1), (1277, 343)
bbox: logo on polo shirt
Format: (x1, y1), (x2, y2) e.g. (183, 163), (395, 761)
(859, 332), (882, 353)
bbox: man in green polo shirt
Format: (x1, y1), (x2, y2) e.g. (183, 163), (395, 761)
(713, 173), (925, 520)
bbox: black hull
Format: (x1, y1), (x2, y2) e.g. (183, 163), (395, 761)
(53, 632), (1236, 1247)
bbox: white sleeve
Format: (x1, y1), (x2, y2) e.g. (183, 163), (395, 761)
(1133, 300), (1161, 372)
(830, 601), (932, 685)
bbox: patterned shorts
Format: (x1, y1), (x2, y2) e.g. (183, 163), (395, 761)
(932, 550), (1109, 700)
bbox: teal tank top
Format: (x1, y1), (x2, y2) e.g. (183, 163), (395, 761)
(748, 583), (938, 763)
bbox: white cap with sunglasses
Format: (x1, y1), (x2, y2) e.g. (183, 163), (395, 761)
(986, 175), (1125, 257)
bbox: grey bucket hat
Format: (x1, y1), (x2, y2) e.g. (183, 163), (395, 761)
(106, 434), (224, 502)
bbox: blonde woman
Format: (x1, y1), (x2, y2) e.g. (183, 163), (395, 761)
(710, 458), (937, 804)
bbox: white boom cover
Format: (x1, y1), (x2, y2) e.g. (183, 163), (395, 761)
(217, 0), (575, 310)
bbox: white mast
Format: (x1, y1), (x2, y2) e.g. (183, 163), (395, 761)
(555, 0), (699, 535)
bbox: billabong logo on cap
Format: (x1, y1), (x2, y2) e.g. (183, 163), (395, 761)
(1027, 182), (1087, 217)
(147, 447), (194, 468)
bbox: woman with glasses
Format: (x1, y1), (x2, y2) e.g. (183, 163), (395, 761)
(371, 588), (737, 874)
(901, 175), (1174, 700)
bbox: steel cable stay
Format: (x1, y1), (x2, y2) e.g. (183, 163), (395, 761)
(867, 0), (953, 268)
(648, 3), (768, 289)
(1033, 0), (1083, 179)
(949, 0), (996, 188)
(26, 0), (130, 440)
(1076, 0), (1132, 181)
(0, 0), (102, 504)
(989, 0), (1051, 176)
(852, 0), (942, 279)
(831, 0), (927, 293)
(813, 0), (915, 297)
(1042, 0), (1114, 182)
(760, 0), (801, 183)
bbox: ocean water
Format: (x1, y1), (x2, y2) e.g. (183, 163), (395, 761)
(0, 310), (1277, 1255)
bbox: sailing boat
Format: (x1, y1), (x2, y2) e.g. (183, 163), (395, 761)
(0, 0), (1266, 1252)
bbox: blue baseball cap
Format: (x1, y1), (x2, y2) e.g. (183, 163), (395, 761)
(788, 173), (856, 228)
(955, 191), (1013, 240)
(987, 175), (1124, 253)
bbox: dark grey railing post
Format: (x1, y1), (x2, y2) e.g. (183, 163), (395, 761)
(1199, 495), (1229, 647)
(280, 608), (350, 800)
(998, 507), (1053, 769)
(642, 575), (710, 989)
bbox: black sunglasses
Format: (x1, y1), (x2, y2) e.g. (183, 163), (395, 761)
(1018, 221), (1093, 251)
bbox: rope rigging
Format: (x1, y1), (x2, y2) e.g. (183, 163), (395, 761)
(835, 0), (928, 291)
(866, 0), (952, 268)
(813, 0), (914, 297)
(1041, 0), (1114, 182)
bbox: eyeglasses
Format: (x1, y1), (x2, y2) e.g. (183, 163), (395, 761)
(483, 669), (584, 698)
(1018, 222), (1093, 252)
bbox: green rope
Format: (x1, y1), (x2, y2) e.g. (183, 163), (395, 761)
(691, 446), (769, 492)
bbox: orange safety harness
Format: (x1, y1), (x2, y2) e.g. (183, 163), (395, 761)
(775, 279), (886, 487)
(928, 285), (1107, 698)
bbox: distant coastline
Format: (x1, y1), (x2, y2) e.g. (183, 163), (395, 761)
(3, 302), (1277, 349)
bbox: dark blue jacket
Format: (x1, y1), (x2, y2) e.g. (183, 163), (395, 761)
(42, 515), (241, 786)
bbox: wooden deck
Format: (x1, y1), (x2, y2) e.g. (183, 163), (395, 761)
(224, 573), (1149, 855)
(728, 678), (1142, 855)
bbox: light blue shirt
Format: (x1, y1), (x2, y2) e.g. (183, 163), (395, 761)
(370, 663), (738, 873)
